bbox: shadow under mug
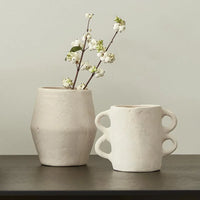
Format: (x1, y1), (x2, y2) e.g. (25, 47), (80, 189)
(95, 105), (178, 172)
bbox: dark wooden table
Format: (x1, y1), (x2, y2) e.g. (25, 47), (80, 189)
(0, 155), (199, 200)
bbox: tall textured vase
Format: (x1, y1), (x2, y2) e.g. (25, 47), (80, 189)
(31, 87), (96, 166)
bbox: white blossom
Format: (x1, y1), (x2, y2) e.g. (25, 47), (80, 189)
(82, 32), (92, 42)
(71, 39), (83, 48)
(85, 13), (94, 19)
(97, 51), (104, 58)
(113, 23), (120, 31)
(88, 39), (97, 50)
(100, 56), (105, 61)
(95, 68), (105, 78)
(77, 83), (86, 90)
(66, 52), (80, 64)
(100, 52), (115, 63)
(62, 78), (73, 88)
(113, 16), (126, 33)
(81, 62), (92, 70)
(113, 22), (126, 32)
(105, 56), (110, 63)
(119, 25), (126, 32)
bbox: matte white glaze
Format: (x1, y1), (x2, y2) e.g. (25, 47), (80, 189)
(95, 105), (177, 172)
(31, 88), (96, 166)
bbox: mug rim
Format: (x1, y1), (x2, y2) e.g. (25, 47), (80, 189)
(111, 104), (161, 109)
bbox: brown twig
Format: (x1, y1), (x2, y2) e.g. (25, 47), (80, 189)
(83, 31), (118, 89)
(86, 18), (91, 32)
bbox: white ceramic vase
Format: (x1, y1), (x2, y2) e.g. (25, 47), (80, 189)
(31, 87), (96, 166)
(95, 105), (177, 172)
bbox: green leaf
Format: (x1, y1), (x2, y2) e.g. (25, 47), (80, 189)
(70, 46), (82, 52)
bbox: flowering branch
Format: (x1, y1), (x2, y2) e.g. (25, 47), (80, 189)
(72, 18), (92, 89)
(72, 33), (87, 89)
(83, 31), (118, 89)
(63, 15), (126, 90)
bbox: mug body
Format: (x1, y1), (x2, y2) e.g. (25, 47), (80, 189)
(31, 87), (96, 166)
(109, 105), (163, 172)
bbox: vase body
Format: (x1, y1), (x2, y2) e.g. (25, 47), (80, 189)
(31, 87), (96, 166)
(95, 105), (177, 172)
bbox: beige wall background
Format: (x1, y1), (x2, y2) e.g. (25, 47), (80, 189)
(0, 0), (199, 154)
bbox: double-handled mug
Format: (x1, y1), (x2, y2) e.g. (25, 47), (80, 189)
(95, 105), (177, 172)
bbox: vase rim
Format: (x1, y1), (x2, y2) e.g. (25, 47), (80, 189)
(39, 87), (91, 92)
(111, 104), (161, 109)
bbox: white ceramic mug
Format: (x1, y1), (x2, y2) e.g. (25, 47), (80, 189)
(95, 105), (177, 172)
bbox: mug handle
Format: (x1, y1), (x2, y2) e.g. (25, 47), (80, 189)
(95, 110), (111, 161)
(162, 108), (178, 156)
